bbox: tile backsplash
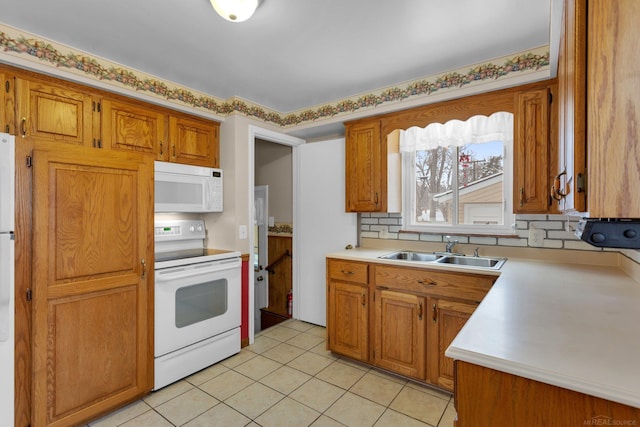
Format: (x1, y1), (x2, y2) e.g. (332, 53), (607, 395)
(360, 213), (640, 259)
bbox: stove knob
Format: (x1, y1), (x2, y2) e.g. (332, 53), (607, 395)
(197, 224), (203, 232)
(189, 226), (195, 232)
(624, 229), (637, 238)
(590, 232), (606, 244)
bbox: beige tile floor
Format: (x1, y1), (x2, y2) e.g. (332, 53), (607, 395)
(89, 319), (456, 427)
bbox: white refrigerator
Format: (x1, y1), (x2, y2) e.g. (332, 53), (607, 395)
(0, 132), (15, 426)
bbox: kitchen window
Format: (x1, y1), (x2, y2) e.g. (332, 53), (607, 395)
(400, 112), (515, 235)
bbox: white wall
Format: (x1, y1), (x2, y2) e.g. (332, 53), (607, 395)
(203, 115), (285, 254)
(255, 139), (292, 224)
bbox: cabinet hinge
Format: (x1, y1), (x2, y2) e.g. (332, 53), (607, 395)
(26, 289), (32, 301)
(5, 125), (9, 133)
(97, 102), (101, 112)
(548, 91), (553, 104)
(26, 155), (32, 168)
(4, 80), (9, 93)
(577, 172), (586, 193)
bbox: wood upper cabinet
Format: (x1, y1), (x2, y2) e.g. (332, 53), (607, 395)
(427, 298), (477, 390)
(31, 145), (153, 426)
(373, 289), (426, 380)
(169, 114), (220, 167)
(326, 259), (369, 362)
(587, 0), (640, 218)
(16, 77), (98, 147)
(555, 0), (587, 214)
(345, 119), (385, 212)
(101, 98), (167, 160)
(513, 86), (555, 213)
(2, 72), (17, 134)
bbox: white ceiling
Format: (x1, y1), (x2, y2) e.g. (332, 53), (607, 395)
(1, 0), (554, 114)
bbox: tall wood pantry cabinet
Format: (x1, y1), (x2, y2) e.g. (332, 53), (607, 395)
(31, 145), (154, 426)
(4, 63), (223, 427)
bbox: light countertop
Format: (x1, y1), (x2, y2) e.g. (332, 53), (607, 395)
(327, 247), (640, 408)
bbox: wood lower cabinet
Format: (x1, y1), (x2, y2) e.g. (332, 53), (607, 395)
(373, 289), (426, 379)
(327, 260), (369, 362)
(327, 257), (494, 391)
(454, 361), (640, 427)
(31, 144), (153, 426)
(169, 115), (220, 167)
(16, 77), (98, 147)
(101, 98), (167, 160)
(427, 299), (477, 389)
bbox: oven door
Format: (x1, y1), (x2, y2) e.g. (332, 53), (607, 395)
(154, 257), (241, 357)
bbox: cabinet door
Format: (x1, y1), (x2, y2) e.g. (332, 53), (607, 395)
(16, 77), (96, 146)
(587, 0), (640, 218)
(327, 281), (368, 361)
(373, 289), (425, 379)
(1, 73), (17, 134)
(555, 0), (587, 214)
(169, 115), (219, 167)
(513, 87), (553, 213)
(345, 120), (384, 212)
(428, 299), (476, 390)
(31, 145), (153, 426)
(102, 98), (167, 159)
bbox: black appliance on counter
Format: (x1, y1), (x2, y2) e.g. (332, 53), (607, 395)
(575, 218), (640, 249)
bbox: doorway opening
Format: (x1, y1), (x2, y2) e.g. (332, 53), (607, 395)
(248, 126), (304, 341)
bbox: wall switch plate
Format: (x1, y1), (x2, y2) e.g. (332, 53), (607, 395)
(529, 227), (544, 247)
(239, 225), (248, 240)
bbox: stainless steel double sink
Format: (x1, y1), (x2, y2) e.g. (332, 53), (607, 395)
(378, 250), (506, 270)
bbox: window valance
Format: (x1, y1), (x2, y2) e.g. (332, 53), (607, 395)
(399, 111), (513, 152)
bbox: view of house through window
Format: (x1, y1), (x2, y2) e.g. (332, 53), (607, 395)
(400, 112), (515, 234)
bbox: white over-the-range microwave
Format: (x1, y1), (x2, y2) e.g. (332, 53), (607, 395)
(154, 161), (223, 213)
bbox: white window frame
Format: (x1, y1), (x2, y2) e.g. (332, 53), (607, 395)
(401, 129), (515, 236)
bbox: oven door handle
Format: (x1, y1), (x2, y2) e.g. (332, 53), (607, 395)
(156, 261), (240, 282)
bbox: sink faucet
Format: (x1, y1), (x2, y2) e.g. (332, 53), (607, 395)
(445, 236), (459, 253)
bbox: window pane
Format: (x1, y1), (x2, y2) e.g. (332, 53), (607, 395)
(456, 141), (504, 225)
(415, 147), (453, 225)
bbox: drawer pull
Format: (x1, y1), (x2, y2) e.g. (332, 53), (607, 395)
(418, 302), (423, 320)
(418, 279), (437, 286)
(340, 270), (355, 275)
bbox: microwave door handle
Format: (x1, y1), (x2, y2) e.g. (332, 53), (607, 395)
(204, 180), (211, 210)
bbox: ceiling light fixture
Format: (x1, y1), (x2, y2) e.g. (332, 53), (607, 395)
(210, 0), (259, 23)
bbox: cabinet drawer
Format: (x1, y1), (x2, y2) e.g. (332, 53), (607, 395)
(327, 259), (369, 284)
(374, 265), (494, 302)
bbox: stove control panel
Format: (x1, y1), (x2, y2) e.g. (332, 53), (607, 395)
(155, 219), (206, 242)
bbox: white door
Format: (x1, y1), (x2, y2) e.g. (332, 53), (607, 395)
(294, 138), (357, 326)
(253, 185), (269, 332)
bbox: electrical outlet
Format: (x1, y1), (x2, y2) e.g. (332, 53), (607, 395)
(379, 227), (388, 238)
(529, 227), (544, 247)
(239, 225), (248, 240)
